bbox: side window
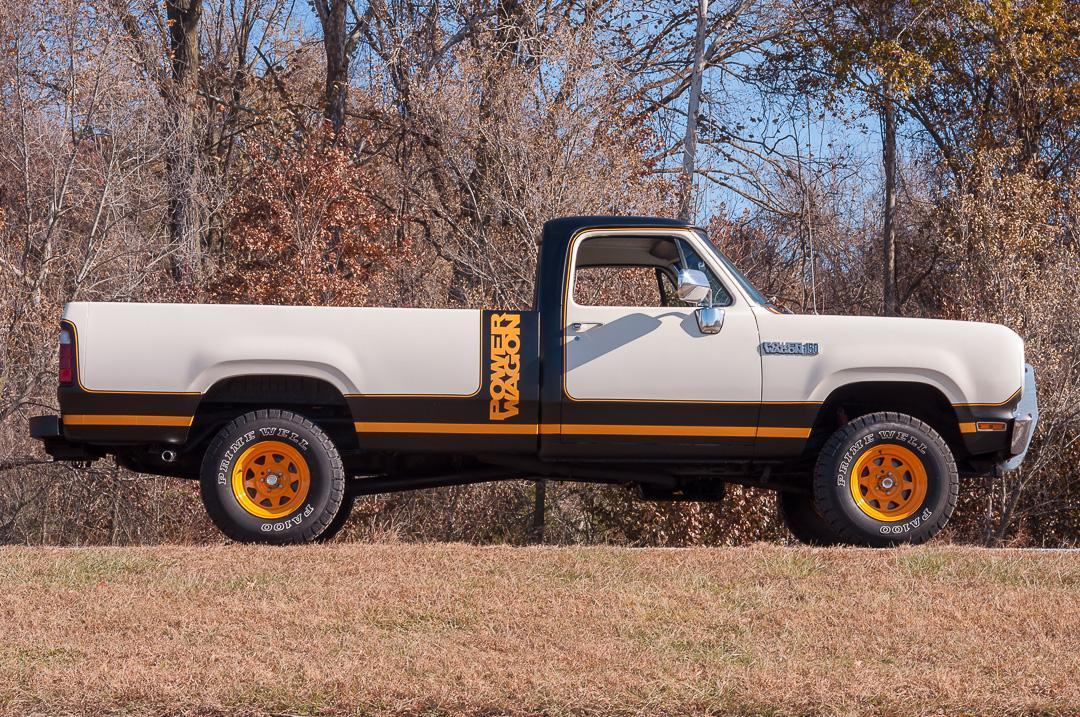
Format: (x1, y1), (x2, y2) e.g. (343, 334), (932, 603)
(573, 266), (664, 307)
(676, 239), (733, 307)
(657, 271), (683, 307)
(569, 234), (734, 308)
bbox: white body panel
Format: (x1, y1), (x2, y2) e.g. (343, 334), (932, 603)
(563, 227), (762, 402)
(561, 226), (1024, 407)
(62, 265), (1024, 408)
(63, 302), (482, 396)
(564, 305), (761, 401)
(753, 309), (1025, 405)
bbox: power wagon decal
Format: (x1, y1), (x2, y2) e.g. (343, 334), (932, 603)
(347, 310), (540, 451)
(489, 313), (521, 420)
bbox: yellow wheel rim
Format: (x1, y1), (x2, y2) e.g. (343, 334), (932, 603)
(849, 444), (928, 522)
(231, 441), (311, 519)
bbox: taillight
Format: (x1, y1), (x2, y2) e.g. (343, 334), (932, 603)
(59, 326), (74, 386)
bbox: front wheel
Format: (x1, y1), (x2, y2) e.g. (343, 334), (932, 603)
(777, 491), (841, 546)
(813, 411), (958, 547)
(199, 409), (346, 544)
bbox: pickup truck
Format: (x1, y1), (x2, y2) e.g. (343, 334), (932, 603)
(30, 216), (1038, 546)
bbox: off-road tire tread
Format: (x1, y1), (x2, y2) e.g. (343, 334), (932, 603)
(316, 491), (355, 542)
(813, 411), (958, 547)
(777, 491), (842, 546)
(199, 409), (346, 544)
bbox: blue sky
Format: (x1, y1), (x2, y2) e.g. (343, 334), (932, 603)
(285, 0), (888, 222)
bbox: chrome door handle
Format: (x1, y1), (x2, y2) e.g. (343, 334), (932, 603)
(571, 322), (603, 331)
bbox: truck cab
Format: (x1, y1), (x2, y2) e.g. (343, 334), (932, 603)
(31, 216), (1038, 546)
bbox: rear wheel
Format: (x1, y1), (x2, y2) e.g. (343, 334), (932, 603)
(813, 411), (958, 547)
(318, 490), (356, 541)
(777, 491), (841, 546)
(199, 409), (346, 544)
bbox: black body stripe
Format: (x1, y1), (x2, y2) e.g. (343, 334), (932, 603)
(59, 387), (201, 417)
(350, 310), (541, 453)
(954, 392), (1022, 456)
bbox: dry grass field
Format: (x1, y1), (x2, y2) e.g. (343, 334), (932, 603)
(1, 544), (1077, 717)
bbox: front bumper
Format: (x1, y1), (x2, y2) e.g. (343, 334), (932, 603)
(29, 415), (101, 461)
(1001, 364), (1038, 472)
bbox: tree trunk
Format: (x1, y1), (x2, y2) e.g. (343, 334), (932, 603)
(166, 0), (201, 97)
(881, 93), (898, 316)
(164, 0), (203, 281)
(679, 0), (709, 222)
(322, 0), (349, 137)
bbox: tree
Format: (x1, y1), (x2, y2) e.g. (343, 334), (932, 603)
(111, 0), (207, 280)
(680, 0), (711, 220)
(164, 0), (204, 273)
(308, 0), (363, 137)
(773, 0), (933, 316)
(211, 128), (386, 306)
(897, 0), (1080, 183)
(602, 0), (781, 222)
(198, 0), (301, 252)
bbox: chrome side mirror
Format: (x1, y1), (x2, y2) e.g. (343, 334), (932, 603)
(676, 269), (711, 304)
(676, 269), (724, 335)
(695, 306), (725, 334)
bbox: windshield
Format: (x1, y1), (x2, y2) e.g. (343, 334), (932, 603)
(693, 229), (774, 309)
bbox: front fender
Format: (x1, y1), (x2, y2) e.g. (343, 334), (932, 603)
(756, 312), (1024, 408)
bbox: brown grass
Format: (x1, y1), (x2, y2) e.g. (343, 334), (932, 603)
(0, 543), (1077, 717)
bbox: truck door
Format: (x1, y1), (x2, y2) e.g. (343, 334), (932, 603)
(551, 229), (763, 458)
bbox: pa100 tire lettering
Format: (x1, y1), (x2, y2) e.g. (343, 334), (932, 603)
(261, 504), (315, 533)
(814, 411), (958, 547)
(880, 507), (933, 535)
(199, 409), (347, 544)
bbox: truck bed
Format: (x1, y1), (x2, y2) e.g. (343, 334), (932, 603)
(63, 302), (483, 396)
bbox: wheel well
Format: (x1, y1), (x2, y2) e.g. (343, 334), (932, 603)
(810, 381), (965, 458)
(187, 375), (357, 459)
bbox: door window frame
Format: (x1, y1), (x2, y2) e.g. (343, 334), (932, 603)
(561, 227), (756, 405)
(564, 228), (749, 314)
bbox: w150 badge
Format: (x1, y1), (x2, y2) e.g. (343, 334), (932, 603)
(489, 313), (521, 420)
(762, 341), (819, 356)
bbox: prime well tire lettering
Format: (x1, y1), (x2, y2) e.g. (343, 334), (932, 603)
(217, 430), (256, 486)
(199, 409), (346, 544)
(813, 411), (958, 547)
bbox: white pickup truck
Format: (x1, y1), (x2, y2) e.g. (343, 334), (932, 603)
(31, 216), (1038, 546)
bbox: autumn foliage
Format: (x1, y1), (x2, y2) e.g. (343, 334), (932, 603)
(0, 0), (1077, 548)
(211, 130), (386, 307)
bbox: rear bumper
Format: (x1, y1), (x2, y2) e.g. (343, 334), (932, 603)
(1000, 364), (1038, 472)
(29, 415), (102, 461)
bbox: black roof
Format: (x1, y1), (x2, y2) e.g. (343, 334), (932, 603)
(541, 215), (693, 244)
(538, 215), (699, 267)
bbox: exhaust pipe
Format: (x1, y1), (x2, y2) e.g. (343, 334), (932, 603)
(160, 449), (178, 463)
